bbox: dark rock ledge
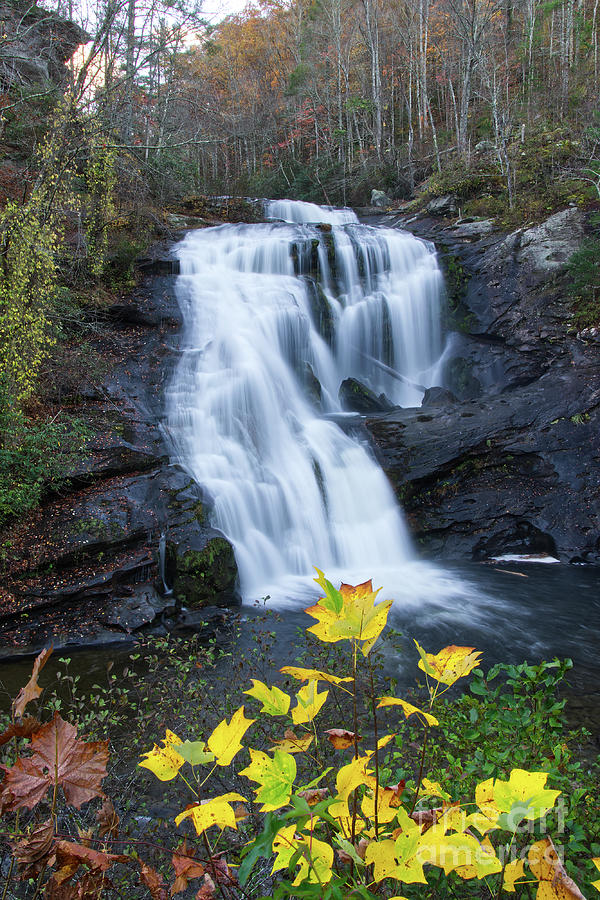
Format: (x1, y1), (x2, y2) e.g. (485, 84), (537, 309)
(361, 207), (600, 564)
(0, 243), (240, 661)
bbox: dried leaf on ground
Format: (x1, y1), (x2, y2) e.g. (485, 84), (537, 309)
(12, 646), (52, 718)
(140, 862), (168, 899)
(0, 716), (40, 747)
(1, 713), (108, 811)
(10, 819), (54, 877)
(324, 728), (358, 749)
(96, 799), (119, 840)
(171, 840), (205, 895)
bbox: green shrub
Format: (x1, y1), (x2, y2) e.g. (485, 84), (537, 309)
(567, 232), (600, 329)
(0, 405), (89, 528)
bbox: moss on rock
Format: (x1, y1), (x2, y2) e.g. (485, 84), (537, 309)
(172, 536), (238, 607)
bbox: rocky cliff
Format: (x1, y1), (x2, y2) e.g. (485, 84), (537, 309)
(0, 1), (87, 91)
(363, 207), (599, 564)
(0, 247), (240, 659)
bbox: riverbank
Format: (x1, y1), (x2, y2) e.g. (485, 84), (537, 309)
(0, 231), (240, 660)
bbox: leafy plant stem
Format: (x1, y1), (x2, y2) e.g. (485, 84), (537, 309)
(410, 725), (429, 815)
(350, 639), (359, 862)
(368, 659), (380, 839)
(202, 832), (228, 900)
(30, 863), (47, 900)
(0, 857), (15, 900)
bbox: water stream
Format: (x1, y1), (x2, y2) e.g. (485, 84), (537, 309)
(166, 200), (472, 609)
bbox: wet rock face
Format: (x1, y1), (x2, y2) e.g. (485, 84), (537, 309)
(368, 369), (600, 563)
(363, 206), (600, 564)
(339, 377), (394, 414)
(0, 260), (239, 658)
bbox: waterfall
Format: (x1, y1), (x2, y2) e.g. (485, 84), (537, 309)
(166, 200), (454, 606)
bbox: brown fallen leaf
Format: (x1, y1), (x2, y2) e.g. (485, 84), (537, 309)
(45, 870), (112, 899)
(54, 841), (126, 873)
(324, 728), (359, 750)
(297, 787), (329, 805)
(356, 837), (369, 860)
(195, 874), (216, 899)
(139, 862), (168, 899)
(528, 837), (586, 899)
(171, 840), (205, 895)
(385, 780), (406, 807)
(0, 716), (40, 747)
(1, 713), (108, 811)
(10, 819), (54, 878)
(12, 646), (53, 719)
(96, 799), (119, 840)
(410, 807), (442, 829)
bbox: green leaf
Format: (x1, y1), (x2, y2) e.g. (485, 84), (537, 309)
(240, 748), (297, 811)
(244, 679), (291, 716)
(238, 813), (283, 885)
(176, 740), (215, 766)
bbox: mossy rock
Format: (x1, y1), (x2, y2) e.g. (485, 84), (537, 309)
(305, 279), (335, 345)
(339, 377), (394, 413)
(171, 535), (239, 607)
(179, 195), (263, 224)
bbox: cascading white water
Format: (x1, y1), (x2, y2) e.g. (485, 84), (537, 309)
(167, 199), (461, 606)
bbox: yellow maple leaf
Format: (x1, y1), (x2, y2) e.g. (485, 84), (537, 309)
(592, 857), (600, 892)
(420, 829), (495, 877)
(279, 665), (353, 687)
(377, 696), (439, 727)
(361, 786), (399, 825)
(244, 679), (291, 716)
(493, 769), (560, 821)
(306, 570), (392, 655)
(272, 824), (300, 874)
(366, 810), (427, 884)
(470, 777), (501, 833)
(421, 778), (451, 801)
(503, 857), (527, 892)
(207, 707), (255, 766)
(239, 748), (297, 812)
(270, 730), (313, 754)
(415, 641), (482, 687)
(139, 729), (184, 781)
(174, 792), (245, 835)
(292, 835), (334, 886)
(291, 681), (328, 725)
(454, 835), (502, 880)
(329, 754), (374, 820)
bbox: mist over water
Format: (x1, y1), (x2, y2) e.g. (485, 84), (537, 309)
(166, 200), (481, 610)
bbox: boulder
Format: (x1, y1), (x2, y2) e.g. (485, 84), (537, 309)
(169, 534), (239, 608)
(516, 208), (584, 275)
(371, 189), (390, 208)
(339, 378), (394, 414)
(426, 195), (458, 217)
(304, 362), (323, 409)
(450, 220), (495, 239)
(0, 3), (88, 89)
(421, 387), (457, 407)
(100, 586), (170, 633)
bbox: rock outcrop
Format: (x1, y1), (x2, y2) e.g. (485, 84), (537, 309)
(0, 247), (240, 659)
(0, 1), (87, 90)
(361, 205), (600, 564)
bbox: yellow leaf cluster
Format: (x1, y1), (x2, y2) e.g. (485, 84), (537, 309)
(305, 569), (392, 655)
